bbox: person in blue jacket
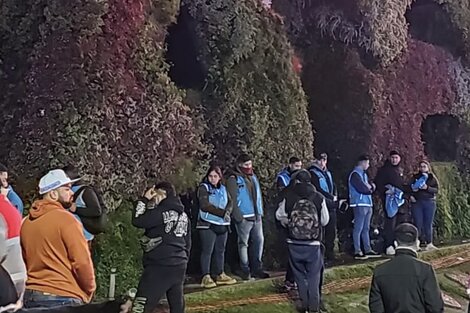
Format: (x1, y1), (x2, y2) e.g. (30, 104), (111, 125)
(227, 153), (269, 281)
(276, 157), (303, 192)
(348, 155), (381, 260)
(0, 164), (24, 215)
(196, 165), (236, 288)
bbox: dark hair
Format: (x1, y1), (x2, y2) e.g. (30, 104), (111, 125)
(205, 165), (224, 181)
(395, 223), (418, 246)
(237, 153), (252, 164)
(291, 169), (311, 184)
(316, 152), (328, 161)
(0, 163), (8, 173)
(289, 156), (301, 164)
(155, 181), (176, 197)
(357, 154), (370, 162)
(62, 164), (80, 180)
(389, 150), (400, 157)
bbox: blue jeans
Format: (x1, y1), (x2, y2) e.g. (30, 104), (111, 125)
(352, 206), (372, 254)
(412, 199), (436, 244)
(234, 219), (264, 274)
(24, 289), (83, 308)
(288, 244), (323, 311)
(199, 228), (228, 276)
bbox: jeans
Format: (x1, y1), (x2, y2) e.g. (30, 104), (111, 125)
(288, 244), (323, 311)
(132, 265), (186, 313)
(234, 218), (264, 274)
(23, 290), (82, 308)
(352, 206), (372, 254)
(199, 228), (228, 276)
(412, 199), (437, 244)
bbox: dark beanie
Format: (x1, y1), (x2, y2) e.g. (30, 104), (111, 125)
(237, 153), (252, 164)
(389, 150), (400, 157)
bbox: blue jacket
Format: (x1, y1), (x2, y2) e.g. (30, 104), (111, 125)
(236, 175), (263, 218)
(385, 185), (405, 218)
(7, 187), (23, 215)
(71, 185), (94, 241)
(411, 174), (429, 192)
(276, 168), (291, 188)
(348, 167), (373, 207)
(198, 183), (230, 226)
(309, 166), (334, 195)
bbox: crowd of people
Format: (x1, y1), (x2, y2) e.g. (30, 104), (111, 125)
(0, 149), (446, 313)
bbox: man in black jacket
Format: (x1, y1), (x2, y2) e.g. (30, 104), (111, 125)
(131, 182), (191, 313)
(374, 151), (406, 256)
(369, 223), (443, 313)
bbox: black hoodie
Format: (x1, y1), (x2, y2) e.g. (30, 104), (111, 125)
(132, 195), (191, 267)
(375, 160), (406, 199)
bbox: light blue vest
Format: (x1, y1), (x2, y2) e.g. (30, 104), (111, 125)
(71, 185), (94, 241)
(348, 167), (373, 207)
(310, 167), (333, 194)
(199, 183), (230, 226)
(237, 175), (263, 218)
(276, 168), (291, 187)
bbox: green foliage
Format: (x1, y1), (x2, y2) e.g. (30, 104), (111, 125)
(94, 201), (142, 298)
(186, 0), (314, 188)
(433, 162), (470, 240)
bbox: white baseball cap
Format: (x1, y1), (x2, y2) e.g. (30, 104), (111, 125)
(38, 169), (80, 195)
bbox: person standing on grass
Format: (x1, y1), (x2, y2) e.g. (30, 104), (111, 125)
(348, 155), (381, 260)
(410, 160), (439, 251)
(196, 165), (236, 289)
(369, 223), (443, 313)
(276, 169), (329, 313)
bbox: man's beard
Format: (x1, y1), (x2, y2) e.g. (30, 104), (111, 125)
(59, 199), (73, 209)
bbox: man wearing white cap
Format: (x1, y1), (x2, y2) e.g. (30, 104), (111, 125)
(21, 169), (96, 308)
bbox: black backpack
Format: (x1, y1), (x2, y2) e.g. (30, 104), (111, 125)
(74, 185), (109, 235)
(288, 198), (320, 241)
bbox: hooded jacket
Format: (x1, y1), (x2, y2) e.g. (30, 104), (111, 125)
(20, 199), (96, 302)
(132, 195), (191, 267)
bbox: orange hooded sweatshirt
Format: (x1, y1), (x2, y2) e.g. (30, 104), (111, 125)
(20, 199), (96, 302)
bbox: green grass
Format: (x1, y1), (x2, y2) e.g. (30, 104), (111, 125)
(208, 302), (297, 313)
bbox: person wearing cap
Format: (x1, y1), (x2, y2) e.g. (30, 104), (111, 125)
(348, 155), (381, 260)
(308, 153), (338, 261)
(21, 169), (96, 308)
(276, 157), (303, 192)
(0, 163), (24, 215)
(369, 223), (444, 313)
(227, 153), (269, 281)
(374, 150), (406, 256)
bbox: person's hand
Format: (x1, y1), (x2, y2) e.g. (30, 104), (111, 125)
(69, 203), (77, 213)
(120, 299), (133, 313)
(410, 196), (417, 203)
(420, 184), (428, 190)
(144, 187), (158, 201)
(371, 183), (376, 190)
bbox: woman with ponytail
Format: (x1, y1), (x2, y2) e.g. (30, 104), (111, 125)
(410, 160), (439, 251)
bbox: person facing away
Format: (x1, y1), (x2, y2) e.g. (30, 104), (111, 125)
(0, 163), (24, 215)
(374, 150), (406, 256)
(196, 165), (236, 289)
(348, 155), (381, 260)
(308, 152), (338, 261)
(276, 169), (329, 313)
(21, 169), (96, 308)
(0, 185), (26, 301)
(62, 164), (108, 245)
(276, 157), (303, 192)
(226, 153), (269, 280)
(369, 223), (444, 313)
(131, 182), (191, 313)
(409, 160), (439, 251)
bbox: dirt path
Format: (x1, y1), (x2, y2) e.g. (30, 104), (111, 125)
(183, 249), (470, 312)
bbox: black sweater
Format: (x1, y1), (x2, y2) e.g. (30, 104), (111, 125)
(132, 195), (191, 267)
(375, 161), (406, 199)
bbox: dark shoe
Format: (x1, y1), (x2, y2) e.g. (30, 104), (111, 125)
(365, 250), (382, 258)
(283, 280), (297, 291)
(354, 252), (368, 260)
(253, 271), (270, 279)
(239, 271), (252, 281)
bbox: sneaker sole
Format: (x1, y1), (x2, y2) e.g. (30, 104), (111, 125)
(216, 280), (237, 286)
(355, 256), (368, 260)
(366, 255), (382, 258)
(201, 284), (217, 289)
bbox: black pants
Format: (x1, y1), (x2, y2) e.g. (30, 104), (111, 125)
(324, 209), (337, 259)
(384, 200), (398, 249)
(132, 264), (186, 313)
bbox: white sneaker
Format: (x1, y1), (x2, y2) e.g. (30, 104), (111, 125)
(425, 243), (438, 251)
(386, 246), (396, 256)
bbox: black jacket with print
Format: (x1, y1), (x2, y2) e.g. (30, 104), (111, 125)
(132, 195), (191, 267)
